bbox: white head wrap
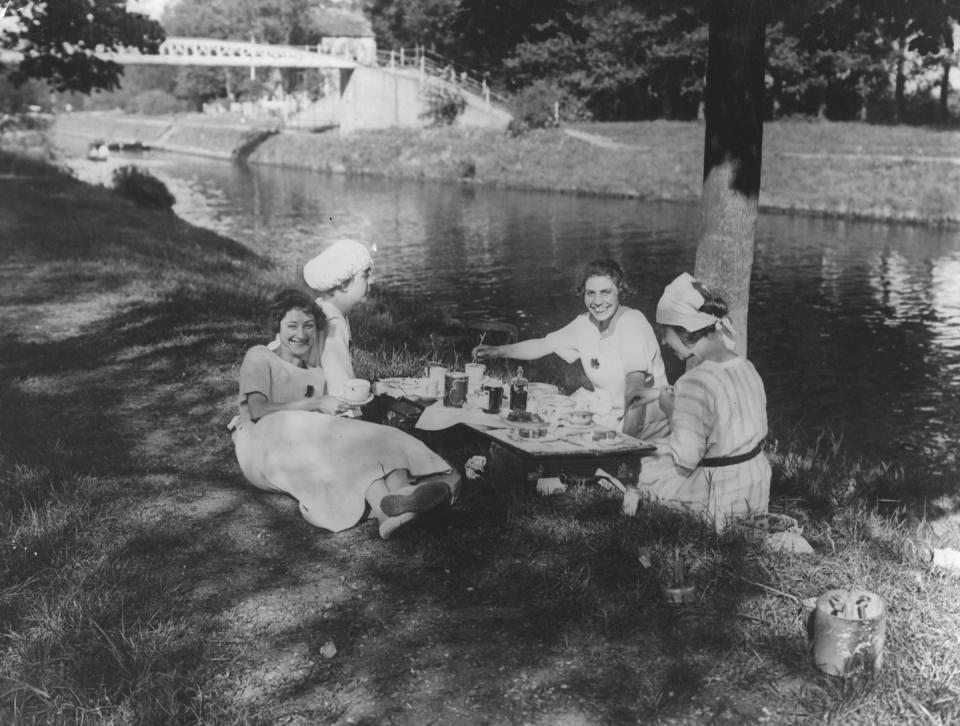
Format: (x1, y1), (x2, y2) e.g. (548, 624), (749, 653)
(656, 272), (737, 350)
(302, 239), (373, 292)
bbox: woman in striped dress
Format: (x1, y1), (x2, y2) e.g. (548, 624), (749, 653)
(637, 272), (770, 530)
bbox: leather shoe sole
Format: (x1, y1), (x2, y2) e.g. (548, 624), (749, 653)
(380, 480), (451, 517)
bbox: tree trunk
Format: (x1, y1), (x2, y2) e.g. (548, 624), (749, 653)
(940, 58), (951, 124)
(894, 34), (906, 124)
(694, 0), (766, 357)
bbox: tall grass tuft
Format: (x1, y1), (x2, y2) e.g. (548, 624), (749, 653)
(112, 165), (176, 210)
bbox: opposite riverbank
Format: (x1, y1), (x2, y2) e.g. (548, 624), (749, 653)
(1, 147), (960, 724)
(51, 111), (960, 226)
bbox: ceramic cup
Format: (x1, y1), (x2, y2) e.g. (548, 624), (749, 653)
(465, 362), (486, 392)
(343, 378), (371, 403)
(427, 363), (447, 398)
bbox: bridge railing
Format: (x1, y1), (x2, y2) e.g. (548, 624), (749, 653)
(374, 47), (511, 110)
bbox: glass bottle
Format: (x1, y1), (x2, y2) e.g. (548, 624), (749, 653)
(509, 366), (528, 411)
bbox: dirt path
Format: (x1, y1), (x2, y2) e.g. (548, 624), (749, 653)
(565, 126), (960, 165)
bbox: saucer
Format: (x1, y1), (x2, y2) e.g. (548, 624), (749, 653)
(558, 421), (594, 432)
(507, 428), (561, 443)
(581, 432), (625, 447)
(339, 393), (374, 407)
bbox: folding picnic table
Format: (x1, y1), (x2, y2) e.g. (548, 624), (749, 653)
(412, 400), (657, 496)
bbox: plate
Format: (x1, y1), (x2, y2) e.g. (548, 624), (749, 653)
(527, 382), (559, 397)
(379, 376), (421, 387)
(507, 428), (561, 443)
(498, 410), (547, 425)
(339, 393), (374, 407)
(557, 421), (594, 432)
(378, 377), (433, 394)
(581, 432), (625, 447)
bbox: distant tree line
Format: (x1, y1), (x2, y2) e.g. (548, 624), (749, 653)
(369, 0), (959, 124)
(2, 0), (956, 125)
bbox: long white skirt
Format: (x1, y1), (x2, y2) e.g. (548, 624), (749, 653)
(232, 410), (457, 532)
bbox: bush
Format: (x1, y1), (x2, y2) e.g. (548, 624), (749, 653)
(509, 81), (561, 134)
(112, 165), (176, 210)
(420, 85), (467, 127)
(455, 157), (476, 179)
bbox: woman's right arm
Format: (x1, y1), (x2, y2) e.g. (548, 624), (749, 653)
(239, 347), (347, 420)
(472, 338), (554, 362)
(245, 392), (346, 420)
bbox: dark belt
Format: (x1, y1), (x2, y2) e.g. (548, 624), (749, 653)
(700, 439), (765, 468)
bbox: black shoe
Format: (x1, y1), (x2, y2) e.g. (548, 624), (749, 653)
(380, 480), (452, 517)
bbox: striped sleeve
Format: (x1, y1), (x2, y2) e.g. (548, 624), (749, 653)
(668, 372), (715, 469)
(711, 361), (768, 451)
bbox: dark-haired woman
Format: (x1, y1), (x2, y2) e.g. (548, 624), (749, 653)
(230, 289), (461, 540)
(637, 272), (770, 530)
(472, 258), (668, 439)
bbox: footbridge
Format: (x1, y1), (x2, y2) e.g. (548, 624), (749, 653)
(0, 36), (358, 69)
(2, 37), (511, 131)
(104, 36), (359, 69)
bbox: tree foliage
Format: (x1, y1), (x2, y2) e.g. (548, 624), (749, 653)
(0, 0), (165, 93)
(368, 0), (460, 56)
(13, 0), (950, 122)
(367, 0), (960, 123)
(159, 0), (339, 108)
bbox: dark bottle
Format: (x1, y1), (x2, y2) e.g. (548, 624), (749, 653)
(509, 366), (528, 411)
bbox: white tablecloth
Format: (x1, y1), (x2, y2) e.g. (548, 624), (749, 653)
(414, 401), (505, 431)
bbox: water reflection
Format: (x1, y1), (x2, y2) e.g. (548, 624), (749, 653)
(65, 149), (960, 492)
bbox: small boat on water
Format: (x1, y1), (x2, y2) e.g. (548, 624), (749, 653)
(87, 141), (109, 161)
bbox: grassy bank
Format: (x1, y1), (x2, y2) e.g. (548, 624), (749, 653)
(2, 149), (960, 724)
(253, 120), (960, 226)
(52, 112), (960, 226)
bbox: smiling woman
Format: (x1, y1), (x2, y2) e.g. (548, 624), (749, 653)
(230, 288), (462, 540)
(472, 258), (670, 439)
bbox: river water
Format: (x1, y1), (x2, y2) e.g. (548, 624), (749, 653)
(64, 148), (960, 493)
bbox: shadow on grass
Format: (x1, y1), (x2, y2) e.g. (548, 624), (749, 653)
(1, 178), (957, 721)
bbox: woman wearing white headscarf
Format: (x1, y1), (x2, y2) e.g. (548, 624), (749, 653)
(637, 272), (770, 530)
(302, 238), (373, 398)
(267, 238), (374, 397)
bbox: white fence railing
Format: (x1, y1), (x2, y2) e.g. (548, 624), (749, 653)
(374, 46), (510, 110)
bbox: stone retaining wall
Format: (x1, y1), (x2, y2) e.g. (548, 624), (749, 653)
(51, 113), (273, 159)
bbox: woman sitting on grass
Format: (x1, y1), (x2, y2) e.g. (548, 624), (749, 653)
(637, 272), (770, 530)
(231, 288), (461, 540)
(473, 258), (669, 439)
